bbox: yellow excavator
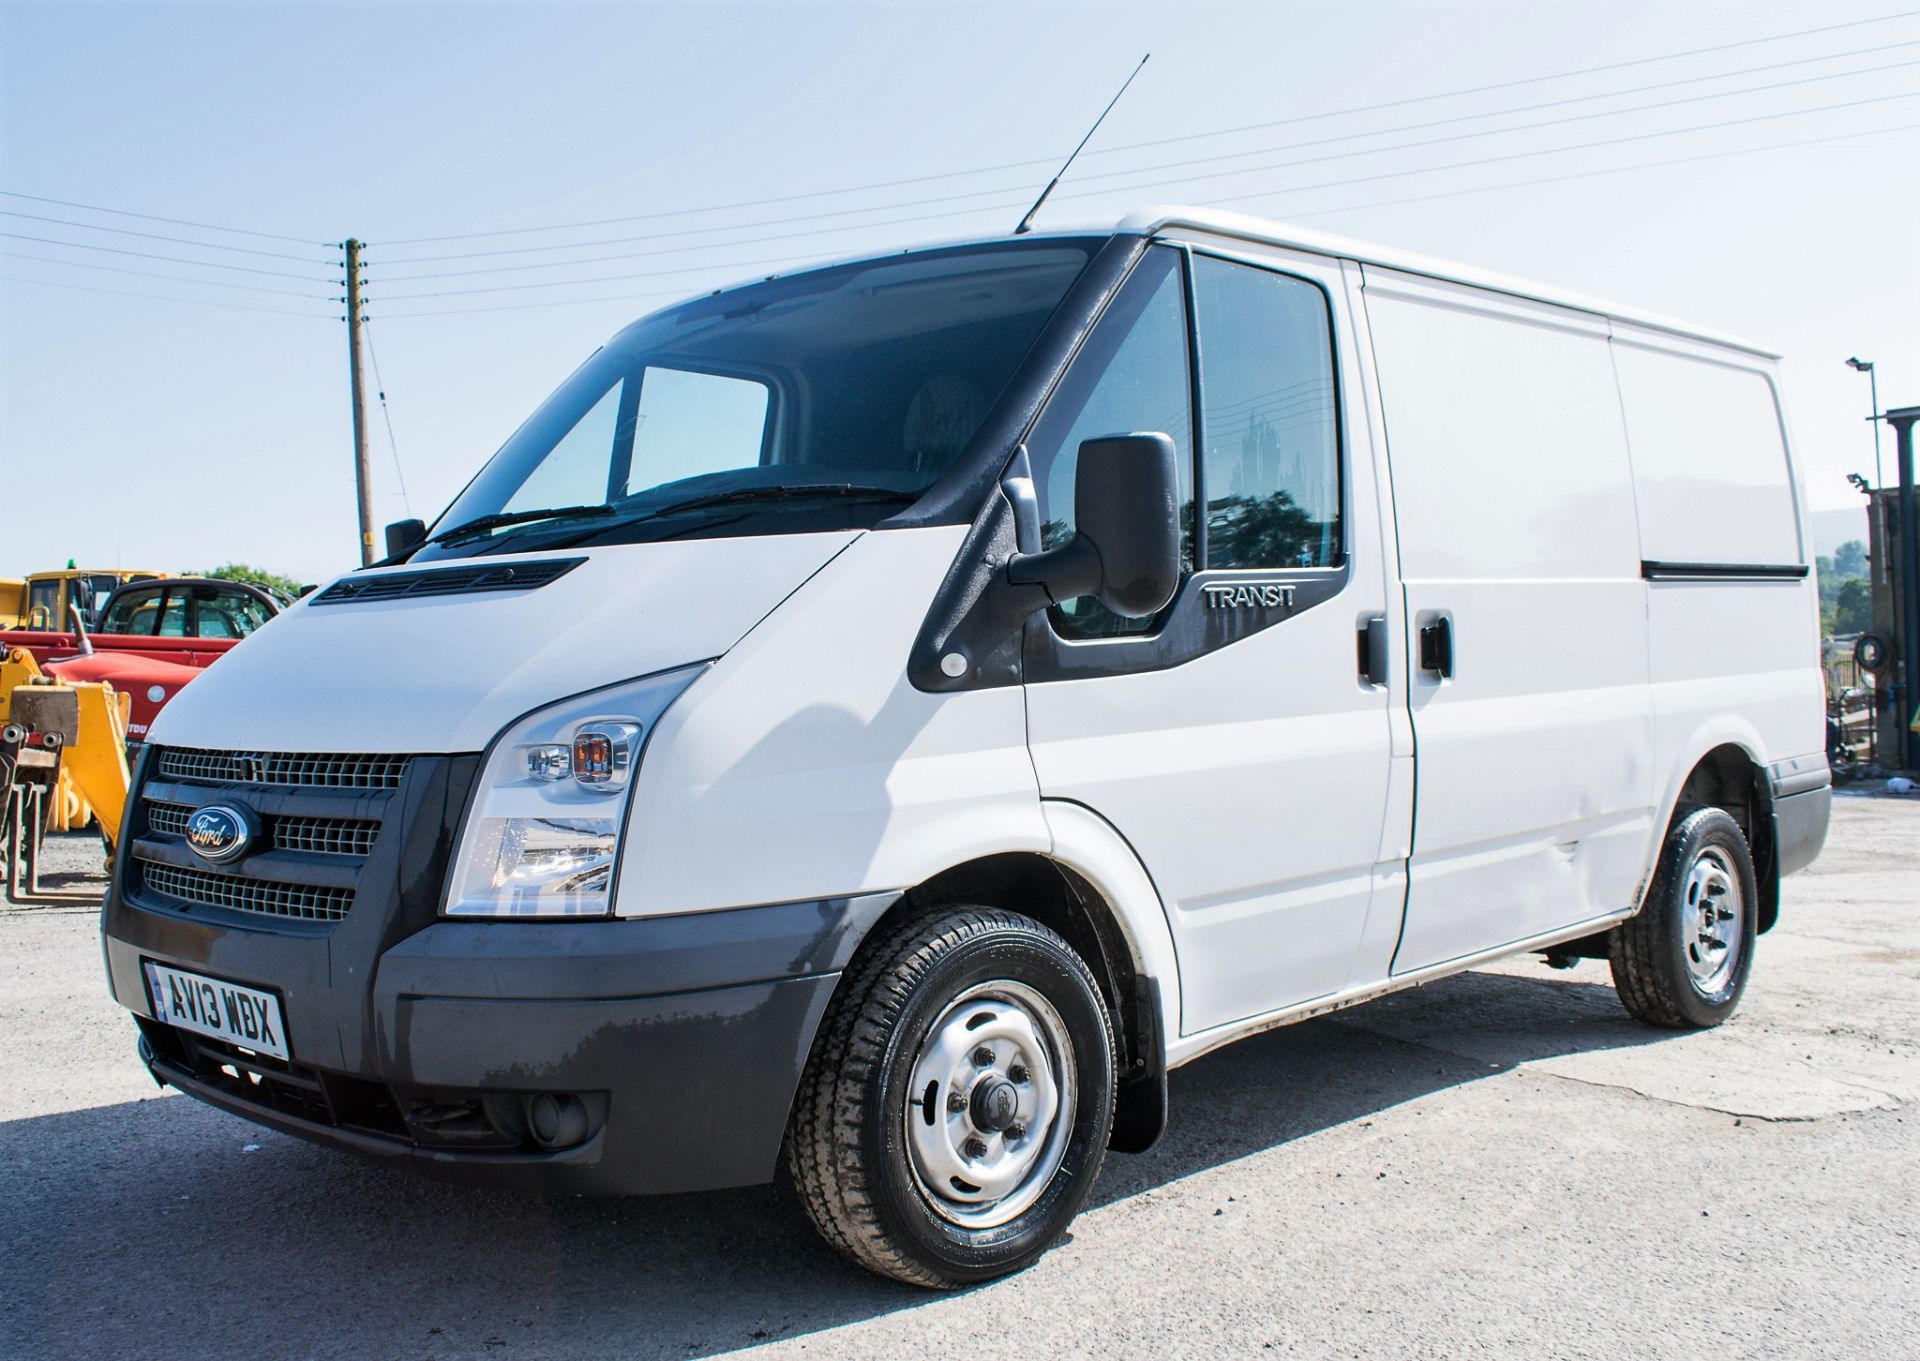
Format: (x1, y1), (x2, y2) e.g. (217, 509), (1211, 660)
(0, 642), (131, 903)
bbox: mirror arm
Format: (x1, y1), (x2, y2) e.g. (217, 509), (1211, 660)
(1005, 537), (1101, 606)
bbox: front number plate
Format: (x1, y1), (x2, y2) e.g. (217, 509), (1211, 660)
(144, 962), (289, 1061)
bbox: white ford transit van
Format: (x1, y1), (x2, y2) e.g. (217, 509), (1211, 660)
(104, 208), (1830, 1287)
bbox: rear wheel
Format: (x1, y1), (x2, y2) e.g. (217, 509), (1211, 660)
(785, 906), (1116, 1288)
(1609, 807), (1758, 1028)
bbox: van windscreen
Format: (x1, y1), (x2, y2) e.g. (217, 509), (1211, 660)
(414, 240), (1096, 558)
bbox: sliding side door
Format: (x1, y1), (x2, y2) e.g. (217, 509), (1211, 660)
(1362, 268), (1654, 974)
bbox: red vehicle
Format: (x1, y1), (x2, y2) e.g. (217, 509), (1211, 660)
(0, 578), (287, 741)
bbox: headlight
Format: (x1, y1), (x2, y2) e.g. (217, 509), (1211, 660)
(443, 664), (707, 918)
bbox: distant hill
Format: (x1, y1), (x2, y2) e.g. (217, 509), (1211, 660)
(1809, 506), (1870, 558)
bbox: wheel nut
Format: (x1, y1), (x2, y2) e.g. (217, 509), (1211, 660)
(1008, 1063), (1029, 1082)
(946, 1091), (968, 1112)
(1007, 1123), (1027, 1140)
(972, 1046), (995, 1067)
(964, 1137), (989, 1159)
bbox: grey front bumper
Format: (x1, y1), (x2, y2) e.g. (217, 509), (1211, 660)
(106, 891), (897, 1195)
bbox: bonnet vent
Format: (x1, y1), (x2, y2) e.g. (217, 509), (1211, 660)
(311, 557), (585, 605)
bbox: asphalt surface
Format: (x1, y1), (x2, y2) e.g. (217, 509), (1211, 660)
(3, 795), (1915, 1360)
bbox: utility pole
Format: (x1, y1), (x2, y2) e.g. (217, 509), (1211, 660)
(1884, 404), (1920, 771)
(344, 238), (376, 567)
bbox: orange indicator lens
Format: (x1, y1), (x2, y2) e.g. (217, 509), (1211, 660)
(573, 732), (615, 783)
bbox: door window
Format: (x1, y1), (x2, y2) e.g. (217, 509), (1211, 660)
(1192, 255), (1341, 570)
(101, 589), (165, 635)
(27, 580), (58, 630)
(191, 589), (273, 638)
(1027, 246), (1194, 640)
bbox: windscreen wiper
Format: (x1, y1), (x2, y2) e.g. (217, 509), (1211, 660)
(645, 484), (918, 518)
(426, 503), (616, 547)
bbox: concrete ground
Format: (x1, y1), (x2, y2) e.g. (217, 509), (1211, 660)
(2, 795), (1914, 1361)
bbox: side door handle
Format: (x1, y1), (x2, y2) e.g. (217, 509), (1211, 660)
(1418, 616), (1454, 678)
(1358, 616), (1388, 686)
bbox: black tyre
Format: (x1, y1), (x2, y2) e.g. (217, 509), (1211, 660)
(1609, 807), (1758, 1028)
(786, 906), (1116, 1288)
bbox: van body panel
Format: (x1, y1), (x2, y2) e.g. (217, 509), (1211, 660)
(1611, 323), (1824, 858)
(1361, 268), (1656, 973)
(1608, 327), (1804, 568)
(621, 524), (1049, 917)
(147, 533), (860, 755)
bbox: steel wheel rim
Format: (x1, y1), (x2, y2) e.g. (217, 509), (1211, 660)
(903, 980), (1077, 1230)
(1682, 847), (1743, 994)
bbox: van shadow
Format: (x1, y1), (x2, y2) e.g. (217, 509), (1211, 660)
(0, 968), (1657, 1361)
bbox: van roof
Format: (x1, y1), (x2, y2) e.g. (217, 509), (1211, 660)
(700, 205), (1778, 362)
(1117, 205), (1779, 360)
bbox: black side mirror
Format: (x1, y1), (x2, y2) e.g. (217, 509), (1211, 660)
(1009, 432), (1181, 618)
(384, 518), (427, 558)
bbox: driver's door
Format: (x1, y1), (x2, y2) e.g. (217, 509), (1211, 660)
(1022, 241), (1402, 1035)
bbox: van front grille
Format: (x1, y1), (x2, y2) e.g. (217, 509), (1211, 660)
(144, 800), (379, 858)
(271, 816), (380, 857)
(137, 860), (354, 922)
(131, 744), (415, 928)
(155, 747), (412, 790)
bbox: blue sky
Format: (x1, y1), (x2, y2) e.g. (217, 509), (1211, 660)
(2, 0), (1915, 582)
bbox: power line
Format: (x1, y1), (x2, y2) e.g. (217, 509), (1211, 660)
(1192, 87), (1920, 209)
(363, 322), (413, 516)
(368, 8), (1920, 247)
(1280, 118), (1920, 220)
(365, 54), (1920, 284)
(0, 209), (341, 264)
(24, 115), (1913, 326)
(0, 250), (343, 299)
(0, 189), (332, 246)
(368, 87), (1920, 302)
(376, 287), (691, 319)
(369, 248), (835, 301)
(1087, 9), (1920, 158)
(0, 231), (341, 282)
(371, 114), (1920, 320)
(368, 35), (1920, 267)
(365, 200), (1029, 281)
(1042, 53), (1920, 197)
(0, 274), (336, 318)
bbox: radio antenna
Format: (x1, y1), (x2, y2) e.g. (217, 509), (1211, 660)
(1013, 53), (1150, 235)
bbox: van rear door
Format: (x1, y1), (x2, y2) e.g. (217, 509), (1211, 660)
(1362, 269), (1656, 972)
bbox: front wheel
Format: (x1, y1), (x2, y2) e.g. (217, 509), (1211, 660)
(785, 906), (1116, 1288)
(1609, 807), (1758, 1028)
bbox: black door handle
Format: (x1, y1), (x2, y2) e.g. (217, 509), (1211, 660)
(1358, 616), (1388, 686)
(1419, 616), (1453, 678)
